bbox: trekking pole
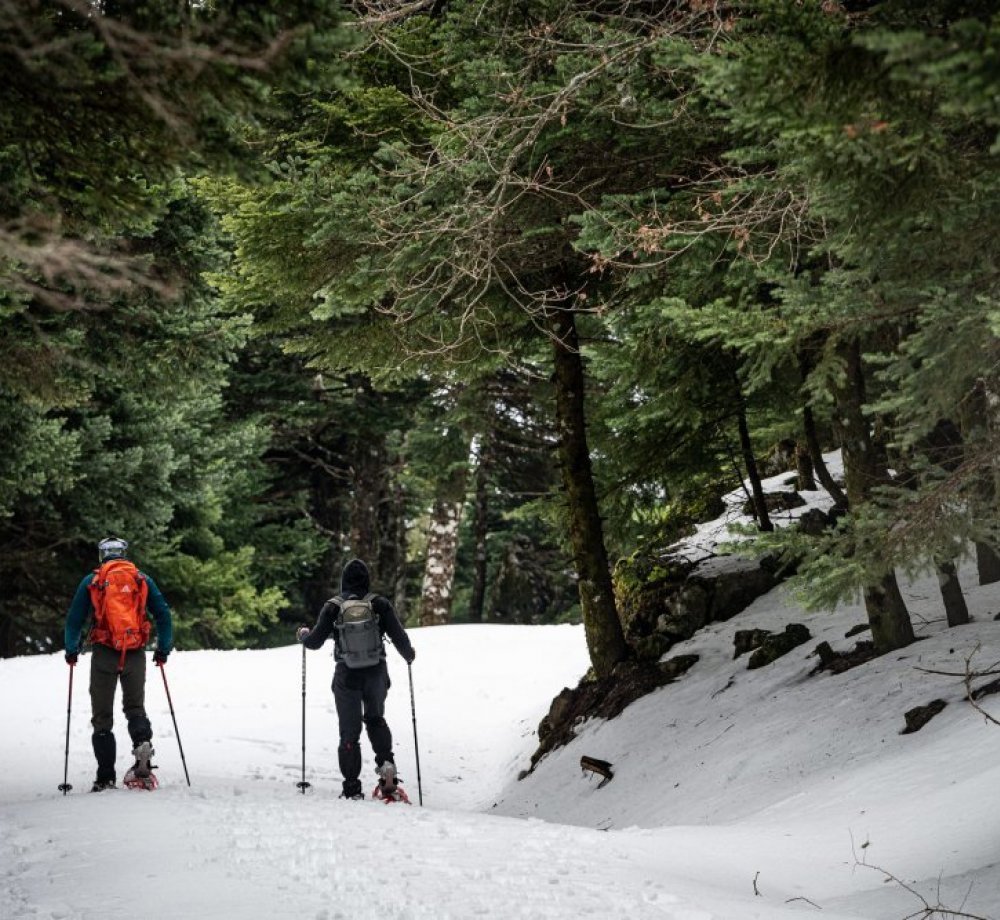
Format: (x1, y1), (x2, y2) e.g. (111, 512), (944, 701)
(58, 662), (75, 795)
(296, 642), (311, 794)
(157, 661), (191, 787)
(408, 662), (423, 806)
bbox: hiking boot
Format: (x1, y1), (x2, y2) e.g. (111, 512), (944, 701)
(377, 761), (397, 795)
(91, 779), (116, 792)
(130, 741), (154, 779)
(340, 778), (364, 800)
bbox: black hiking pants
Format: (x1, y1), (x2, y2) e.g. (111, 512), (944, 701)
(333, 660), (394, 796)
(90, 644), (152, 782)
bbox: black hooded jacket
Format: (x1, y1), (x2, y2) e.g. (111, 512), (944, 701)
(301, 559), (413, 664)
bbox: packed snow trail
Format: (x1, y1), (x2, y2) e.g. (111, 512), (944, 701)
(1, 625), (862, 920)
(0, 780), (864, 920)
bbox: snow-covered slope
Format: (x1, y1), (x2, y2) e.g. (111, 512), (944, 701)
(494, 570), (1000, 917)
(3, 461), (1000, 918)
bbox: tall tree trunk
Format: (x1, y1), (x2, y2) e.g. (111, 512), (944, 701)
(831, 337), (914, 653)
(802, 404), (849, 508)
(419, 462), (468, 627)
(467, 443), (492, 624)
(935, 558), (970, 627)
(734, 390), (773, 531)
(549, 305), (628, 677)
(795, 441), (816, 492)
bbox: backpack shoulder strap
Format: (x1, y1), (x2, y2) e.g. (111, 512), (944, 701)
(89, 562), (111, 601)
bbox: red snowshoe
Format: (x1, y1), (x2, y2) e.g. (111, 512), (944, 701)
(123, 741), (159, 790)
(372, 761), (410, 804)
(372, 784), (410, 804)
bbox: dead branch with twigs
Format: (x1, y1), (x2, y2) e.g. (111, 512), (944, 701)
(851, 835), (992, 920)
(916, 643), (1000, 728)
(337, 2), (735, 361)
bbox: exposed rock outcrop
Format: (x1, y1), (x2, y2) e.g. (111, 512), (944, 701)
(616, 553), (782, 660)
(746, 623), (811, 669)
(526, 491), (844, 769)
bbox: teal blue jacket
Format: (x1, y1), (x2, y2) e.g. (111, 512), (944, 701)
(64, 569), (173, 655)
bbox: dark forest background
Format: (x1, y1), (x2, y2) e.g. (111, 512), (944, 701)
(4, 1), (1000, 677)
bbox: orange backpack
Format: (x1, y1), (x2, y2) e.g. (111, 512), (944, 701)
(88, 559), (150, 668)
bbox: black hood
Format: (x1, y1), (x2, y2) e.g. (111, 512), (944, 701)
(341, 559), (371, 598)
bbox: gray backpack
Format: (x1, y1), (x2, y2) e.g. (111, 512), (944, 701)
(333, 593), (382, 668)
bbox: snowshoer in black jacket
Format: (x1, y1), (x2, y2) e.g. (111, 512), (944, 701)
(297, 558), (415, 800)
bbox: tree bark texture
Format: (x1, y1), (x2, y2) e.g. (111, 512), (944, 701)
(549, 306), (628, 678)
(831, 337), (914, 653)
(795, 440), (817, 492)
(935, 558), (970, 627)
(862, 575), (916, 651)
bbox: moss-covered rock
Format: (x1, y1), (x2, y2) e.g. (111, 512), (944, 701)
(614, 553), (695, 644)
(614, 552), (781, 662)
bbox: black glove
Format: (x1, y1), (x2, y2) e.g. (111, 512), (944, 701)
(296, 627), (310, 643)
(405, 647), (416, 664)
(65, 651), (78, 665)
(153, 648), (170, 664)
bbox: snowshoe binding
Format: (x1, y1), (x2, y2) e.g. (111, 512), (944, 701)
(123, 741), (158, 790)
(90, 779), (116, 793)
(372, 762), (410, 804)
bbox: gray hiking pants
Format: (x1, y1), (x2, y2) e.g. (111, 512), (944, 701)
(333, 660), (393, 795)
(90, 644), (152, 782)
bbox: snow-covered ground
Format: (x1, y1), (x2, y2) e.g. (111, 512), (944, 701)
(4, 465), (1000, 918)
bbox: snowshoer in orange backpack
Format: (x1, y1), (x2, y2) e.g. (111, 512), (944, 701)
(64, 537), (173, 791)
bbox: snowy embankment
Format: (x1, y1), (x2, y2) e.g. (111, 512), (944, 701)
(3, 462), (1000, 918)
